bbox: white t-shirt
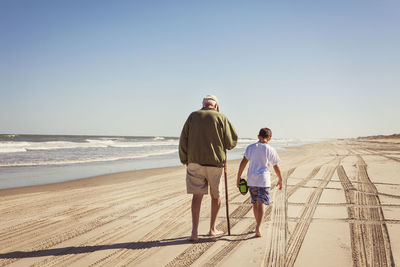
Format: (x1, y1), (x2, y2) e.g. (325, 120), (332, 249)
(244, 141), (280, 187)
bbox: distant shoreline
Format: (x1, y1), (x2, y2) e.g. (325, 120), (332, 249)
(357, 133), (400, 139)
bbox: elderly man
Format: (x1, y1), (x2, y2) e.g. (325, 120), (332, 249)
(179, 95), (238, 241)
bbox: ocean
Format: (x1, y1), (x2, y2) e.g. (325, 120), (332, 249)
(0, 134), (310, 189)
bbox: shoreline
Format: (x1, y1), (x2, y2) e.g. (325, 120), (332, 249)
(0, 159), (241, 196)
(0, 140), (312, 191)
(0, 135), (318, 190)
(0, 163), (176, 192)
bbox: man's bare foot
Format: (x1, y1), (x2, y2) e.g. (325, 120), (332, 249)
(208, 229), (224, 237)
(189, 230), (198, 241)
(255, 231), (262, 237)
(189, 234), (198, 241)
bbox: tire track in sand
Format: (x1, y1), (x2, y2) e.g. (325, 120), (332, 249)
(89, 172), (242, 266)
(284, 159), (340, 267)
(263, 170), (289, 267)
(0, 182), (182, 251)
(205, 165), (326, 267)
(164, 168), (296, 267)
(196, 168), (297, 267)
(202, 172), (294, 267)
(164, 196), (253, 267)
(44, 173), (239, 267)
(338, 156), (395, 267)
(363, 147), (400, 163)
(0, 191), (180, 267)
(91, 200), (192, 267)
(286, 166), (322, 198)
(262, 165), (322, 267)
(29, 195), (192, 267)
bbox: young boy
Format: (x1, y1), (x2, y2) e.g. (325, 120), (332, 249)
(237, 128), (283, 237)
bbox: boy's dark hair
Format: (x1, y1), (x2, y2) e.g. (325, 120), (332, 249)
(259, 128), (272, 139)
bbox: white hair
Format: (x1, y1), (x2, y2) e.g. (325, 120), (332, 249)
(202, 99), (217, 107)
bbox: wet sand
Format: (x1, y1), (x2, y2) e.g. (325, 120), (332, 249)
(1, 139), (399, 266)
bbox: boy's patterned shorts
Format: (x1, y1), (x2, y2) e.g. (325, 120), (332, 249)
(249, 186), (271, 204)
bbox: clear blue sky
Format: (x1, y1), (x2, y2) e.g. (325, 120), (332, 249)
(1, 0), (399, 139)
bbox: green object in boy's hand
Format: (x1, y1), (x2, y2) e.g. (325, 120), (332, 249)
(239, 178), (248, 195)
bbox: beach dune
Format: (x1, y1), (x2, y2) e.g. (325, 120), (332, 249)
(1, 139), (400, 266)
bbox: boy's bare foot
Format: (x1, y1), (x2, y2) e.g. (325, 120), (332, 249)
(208, 229), (224, 237)
(255, 231), (262, 238)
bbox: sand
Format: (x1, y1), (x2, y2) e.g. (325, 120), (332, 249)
(1, 139), (399, 266)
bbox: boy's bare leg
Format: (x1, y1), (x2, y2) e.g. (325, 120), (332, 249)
(253, 203), (258, 220)
(208, 197), (224, 236)
(190, 194), (204, 241)
(255, 202), (265, 237)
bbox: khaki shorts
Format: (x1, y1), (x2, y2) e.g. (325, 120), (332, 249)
(186, 163), (223, 198)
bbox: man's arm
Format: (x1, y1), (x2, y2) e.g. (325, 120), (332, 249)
(273, 164), (283, 190)
(237, 157), (248, 188)
(178, 117), (190, 165)
(224, 118), (238, 150)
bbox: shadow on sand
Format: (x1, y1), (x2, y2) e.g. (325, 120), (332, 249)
(0, 232), (256, 259)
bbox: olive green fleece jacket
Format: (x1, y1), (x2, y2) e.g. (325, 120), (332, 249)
(179, 107), (238, 167)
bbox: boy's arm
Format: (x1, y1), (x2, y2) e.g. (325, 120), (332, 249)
(273, 164), (283, 190)
(237, 157), (248, 188)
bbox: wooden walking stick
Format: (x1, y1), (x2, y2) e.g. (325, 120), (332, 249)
(224, 163), (231, 235)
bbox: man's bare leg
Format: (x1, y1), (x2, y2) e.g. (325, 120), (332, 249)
(190, 194), (203, 241)
(208, 196), (224, 236)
